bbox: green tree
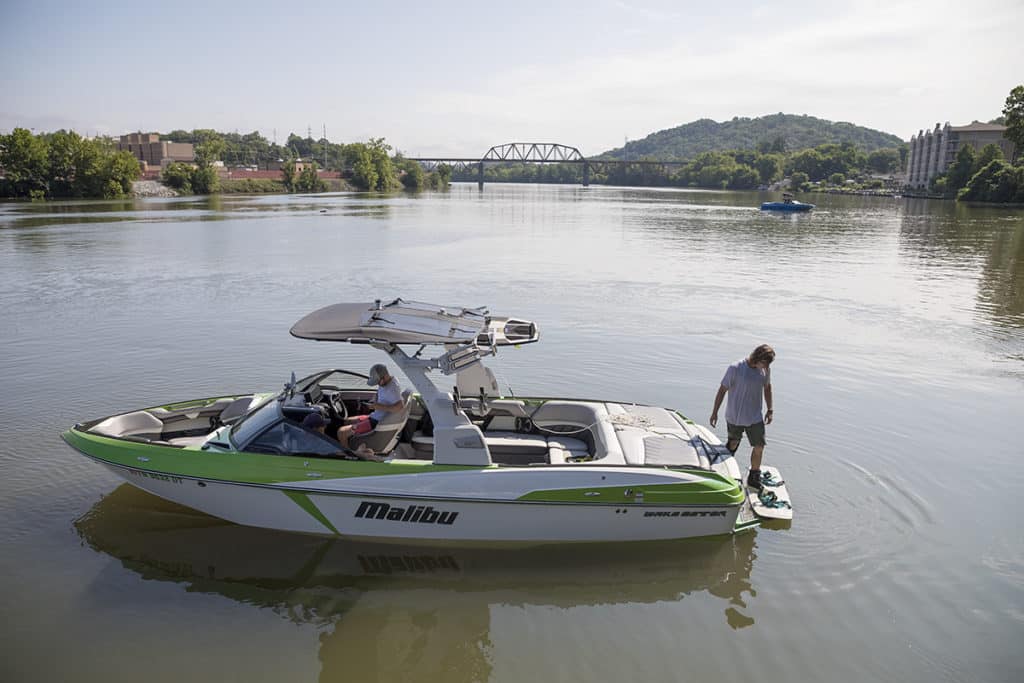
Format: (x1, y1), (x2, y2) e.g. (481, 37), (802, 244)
(789, 171), (809, 191)
(897, 144), (909, 170)
(192, 129), (226, 167)
(350, 144), (378, 190)
(398, 158), (426, 189)
(769, 136), (787, 153)
(946, 145), (977, 191)
(789, 148), (825, 180)
(730, 165), (760, 189)
(435, 163), (452, 188)
(367, 138), (399, 191)
(295, 163), (327, 192)
(0, 128), (137, 199)
(67, 138), (104, 197)
(1002, 85), (1024, 162)
(162, 162), (193, 192)
(163, 129), (193, 143)
(281, 160), (297, 192)
(958, 159), (1023, 202)
(829, 173), (846, 185)
(0, 127), (50, 197)
(973, 143), (1004, 174)
(190, 165), (219, 195)
(754, 154), (782, 185)
(46, 129), (81, 195)
(866, 148), (900, 174)
(102, 149), (142, 197)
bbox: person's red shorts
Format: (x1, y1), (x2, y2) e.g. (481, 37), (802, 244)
(352, 415), (377, 435)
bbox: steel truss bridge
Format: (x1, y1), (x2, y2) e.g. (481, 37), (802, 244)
(407, 143), (686, 188)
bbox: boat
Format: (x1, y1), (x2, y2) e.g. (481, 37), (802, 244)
(63, 298), (784, 544)
(761, 193), (814, 212)
(74, 484), (759, 673)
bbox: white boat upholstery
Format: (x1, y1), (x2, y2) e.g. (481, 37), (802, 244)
(641, 436), (702, 466)
(350, 390), (413, 454)
(218, 396), (255, 423)
(607, 403), (704, 466)
(412, 401), (704, 467)
(481, 432), (549, 454)
(458, 398), (530, 430)
(532, 401), (625, 464)
(167, 435), (209, 448)
(91, 410), (164, 438)
(411, 431), (589, 465)
(546, 436), (590, 464)
(139, 397), (251, 439)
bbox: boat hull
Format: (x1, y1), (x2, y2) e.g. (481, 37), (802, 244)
(88, 458), (747, 544)
(760, 201), (814, 211)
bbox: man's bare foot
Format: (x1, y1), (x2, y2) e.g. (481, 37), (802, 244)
(355, 444), (384, 462)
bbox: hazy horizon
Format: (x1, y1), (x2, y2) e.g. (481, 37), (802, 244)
(2, 0), (1021, 156)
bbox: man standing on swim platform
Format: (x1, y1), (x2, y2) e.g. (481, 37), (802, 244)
(709, 344), (775, 490)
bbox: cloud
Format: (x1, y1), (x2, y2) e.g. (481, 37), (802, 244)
(406, 0), (1022, 154)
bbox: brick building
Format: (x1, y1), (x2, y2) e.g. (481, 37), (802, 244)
(117, 133), (194, 171)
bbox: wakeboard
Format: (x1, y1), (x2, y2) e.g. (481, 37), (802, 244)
(746, 466), (793, 520)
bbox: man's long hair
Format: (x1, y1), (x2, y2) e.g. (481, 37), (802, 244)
(749, 344), (776, 365)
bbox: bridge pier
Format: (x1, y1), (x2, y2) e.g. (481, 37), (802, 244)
(477, 162), (484, 190)
(582, 161), (590, 187)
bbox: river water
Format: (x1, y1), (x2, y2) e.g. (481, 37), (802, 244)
(1, 185), (1022, 682)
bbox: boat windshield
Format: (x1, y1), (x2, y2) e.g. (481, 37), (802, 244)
(297, 369), (369, 393)
(229, 399), (282, 447)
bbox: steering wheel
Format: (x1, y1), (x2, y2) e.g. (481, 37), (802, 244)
(326, 392), (347, 421)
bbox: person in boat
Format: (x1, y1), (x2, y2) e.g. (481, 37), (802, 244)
(301, 411), (381, 461)
(336, 363), (403, 451)
(302, 411), (329, 434)
(709, 344), (775, 491)
(782, 192), (795, 204)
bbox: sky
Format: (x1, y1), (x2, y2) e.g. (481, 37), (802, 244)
(1, 0), (1021, 156)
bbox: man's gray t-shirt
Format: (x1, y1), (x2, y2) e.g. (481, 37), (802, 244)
(722, 359), (770, 426)
(371, 377), (403, 422)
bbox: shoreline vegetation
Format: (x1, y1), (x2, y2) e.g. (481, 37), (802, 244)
(2, 87), (1021, 204)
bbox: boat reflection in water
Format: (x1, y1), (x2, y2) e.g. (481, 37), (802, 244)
(75, 485), (760, 680)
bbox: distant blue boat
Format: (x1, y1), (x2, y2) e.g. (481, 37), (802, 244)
(761, 196), (814, 212)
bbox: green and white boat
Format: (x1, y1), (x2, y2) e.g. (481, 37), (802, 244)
(63, 298), (768, 544)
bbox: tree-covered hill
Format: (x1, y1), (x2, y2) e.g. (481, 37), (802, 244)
(600, 113), (904, 160)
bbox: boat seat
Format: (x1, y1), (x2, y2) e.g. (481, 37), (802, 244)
(531, 401), (626, 465)
(91, 410), (164, 439)
(411, 432), (590, 464)
(167, 435), (209, 448)
(547, 436), (590, 464)
(641, 436), (702, 467)
(465, 398), (530, 430)
(482, 432), (548, 455)
(218, 396), (256, 424)
(350, 390), (413, 454)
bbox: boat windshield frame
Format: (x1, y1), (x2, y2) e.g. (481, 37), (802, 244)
(229, 399), (283, 449)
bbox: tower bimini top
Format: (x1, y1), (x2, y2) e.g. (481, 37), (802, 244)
(290, 298), (539, 347)
(292, 299), (539, 466)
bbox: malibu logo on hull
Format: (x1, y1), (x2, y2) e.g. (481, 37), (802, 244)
(355, 501), (459, 525)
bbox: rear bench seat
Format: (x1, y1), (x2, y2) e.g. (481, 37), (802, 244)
(409, 401), (705, 467)
(410, 431), (590, 465)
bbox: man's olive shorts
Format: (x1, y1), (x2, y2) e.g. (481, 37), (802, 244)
(727, 421), (766, 447)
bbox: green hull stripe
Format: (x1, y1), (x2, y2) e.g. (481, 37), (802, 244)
(61, 428), (471, 484)
(284, 490), (340, 535)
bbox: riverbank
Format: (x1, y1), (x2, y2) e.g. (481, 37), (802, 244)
(131, 180), (177, 198)
(131, 177), (355, 197)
